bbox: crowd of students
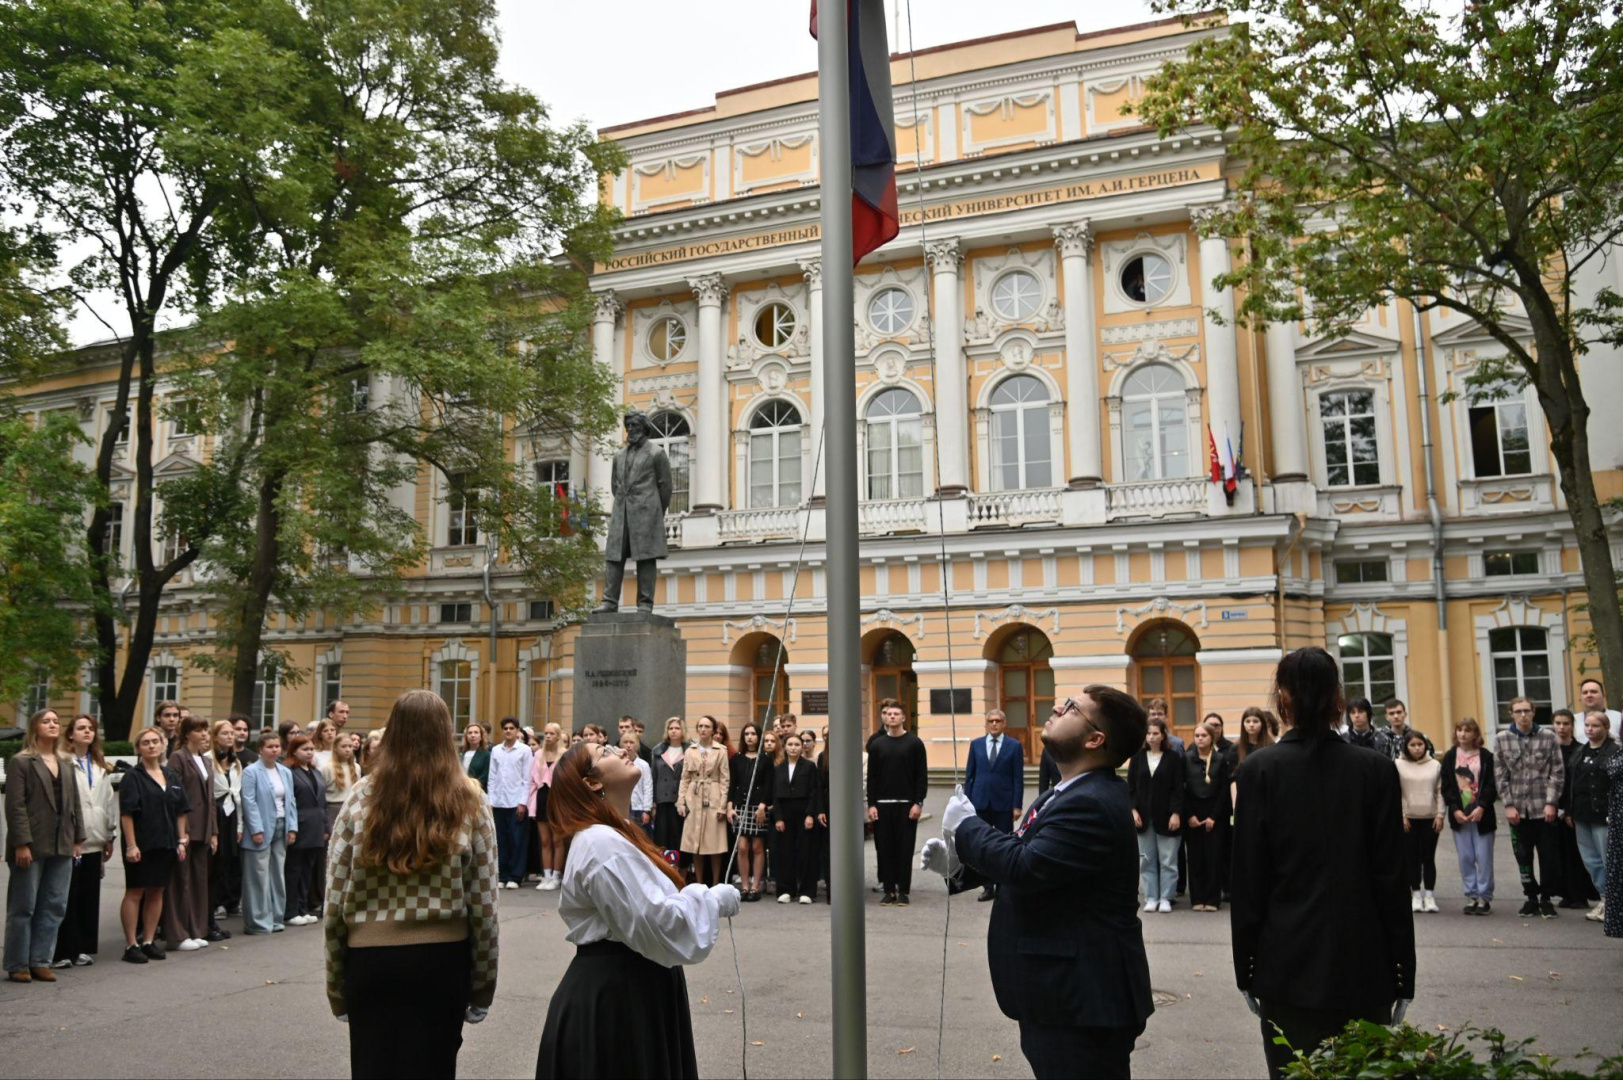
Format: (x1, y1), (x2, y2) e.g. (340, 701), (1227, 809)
(2, 700), (363, 980)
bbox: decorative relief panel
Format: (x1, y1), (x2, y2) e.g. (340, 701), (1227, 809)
(631, 155), (710, 213)
(973, 603), (1060, 639)
(962, 91), (1055, 155)
(733, 134), (817, 195)
(862, 608), (926, 639)
(1085, 73), (1148, 134)
(721, 614), (798, 645)
(1100, 317), (1201, 346)
(1115, 596), (1209, 635)
(1102, 339), (1201, 376)
(894, 113), (934, 166)
(629, 371), (700, 396)
(966, 247), (1062, 346)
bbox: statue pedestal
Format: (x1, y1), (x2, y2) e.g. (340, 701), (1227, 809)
(572, 612), (688, 735)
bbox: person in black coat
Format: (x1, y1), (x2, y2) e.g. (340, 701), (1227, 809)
(1183, 722), (1231, 912)
(924, 686), (1154, 1080)
(1127, 719), (1184, 912)
(1037, 747), (1060, 795)
(1439, 717), (1499, 915)
(1230, 648), (1414, 1080)
(865, 699), (928, 905)
(771, 734), (820, 903)
(282, 736), (328, 924)
(726, 723), (773, 901)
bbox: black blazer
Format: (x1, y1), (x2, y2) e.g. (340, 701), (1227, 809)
(287, 766), (327, 850)
(1127, 748), (1185, 835)
(728, 753), (773, 809)
(119, 764), (189, 855)
(651, 743), (684, 805)
(953, 769), (1155, 1033)
(1230, 732), (1414, 1012)
(1182, 749), (1232, 820)
(1037, 749), (1060, 795)
(771, 759), (819, 821)
(1438, 747), (1498, 833)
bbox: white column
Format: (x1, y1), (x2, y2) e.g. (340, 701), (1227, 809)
(588, 291), (623, 513)
(688, 273), (727, 512)
(1193, 207), (1243, 475)
(1053, 221), (1100, 486)
(1264, 317), (1309, 480)
(926, 238), (968, 493)
(801, 258), (827, 500)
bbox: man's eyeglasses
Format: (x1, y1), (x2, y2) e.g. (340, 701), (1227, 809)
(1051, 697), (1083, 720)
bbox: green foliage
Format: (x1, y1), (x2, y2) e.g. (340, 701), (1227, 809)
(1279, 1021), (1623, 1079)
(0, 410), (104, 707)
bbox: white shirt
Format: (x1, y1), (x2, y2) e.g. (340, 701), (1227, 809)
(487, 741), (535, 809)
(631, 758), (654, 813)
(559, 824), (723, 968)
(191, 753), (209, 784)
(1146, 750), (1162, 776)
(267, 767), (287, 819)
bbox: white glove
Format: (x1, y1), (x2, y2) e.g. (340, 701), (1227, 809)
(1242, 992), (1261, 1018)
(465, 1005), (488, 1024)
(336, 1014), (349, 1024)
(919, 837), (958, 878)
(941, 787), (975, 835)
(710, 883), (742, 918)
(1391, 999), (1411, 1026)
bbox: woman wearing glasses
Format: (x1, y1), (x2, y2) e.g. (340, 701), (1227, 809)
(536, 740), (739, 1079)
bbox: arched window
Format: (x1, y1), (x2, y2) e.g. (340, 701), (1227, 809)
(1122, 364), (1190, 481)
(752, 639), (791, 726)
(996, 628), (1054, 763)
(648, 411), (691, 513)
(1132, 622), (1199, 740)
(1490, 626), (1551, 726)
(1338, 632), (1396, 706)
(989, 375), (1052, 490)
(865, 388), (923, 499)
(748, 401), (803, 508)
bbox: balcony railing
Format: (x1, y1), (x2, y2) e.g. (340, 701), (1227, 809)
(1106, 477), (1207, 520)
(967, 487), (1063, 528)
(716, 505), (800, 543)
(665, 514), (685, 547)
(858, 496), (930, 534)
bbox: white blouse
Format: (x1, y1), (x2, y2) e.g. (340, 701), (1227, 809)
(558, 824), (723, 969)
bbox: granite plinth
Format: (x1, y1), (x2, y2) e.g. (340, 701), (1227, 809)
(572, 611), (688, 733)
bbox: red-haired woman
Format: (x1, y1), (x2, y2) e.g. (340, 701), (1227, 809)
(536, 741), (740, 1079)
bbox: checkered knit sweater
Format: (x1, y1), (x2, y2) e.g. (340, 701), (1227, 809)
(322, 778), (499, 1016)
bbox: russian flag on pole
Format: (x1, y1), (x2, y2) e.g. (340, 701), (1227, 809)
(810, 0), (899, 263)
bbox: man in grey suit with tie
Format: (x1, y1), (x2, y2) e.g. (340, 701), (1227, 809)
(963, 710), (1025, 900)
(594, 411), (673, 614)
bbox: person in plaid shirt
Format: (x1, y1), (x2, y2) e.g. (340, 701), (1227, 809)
(1492, 697), (1565, 919)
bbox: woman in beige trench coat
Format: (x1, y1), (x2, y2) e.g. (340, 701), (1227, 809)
(677, 715), (731, 883)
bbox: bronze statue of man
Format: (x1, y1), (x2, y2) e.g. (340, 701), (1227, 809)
(595, 411), (672, 614)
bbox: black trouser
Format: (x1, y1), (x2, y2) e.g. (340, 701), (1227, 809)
(1403, 819), (1440, 890)
(1556, 819), (1598, 902)
(976, 807), (1015, 834)
(1260, 1000), (1390, 1080)
(284, 847), (321, 919)
(1185, 823), (1222, 907)
(53, 854), (102, 961)
(210, 806), (241, 925)
(1018, 1021), (1141, 1080)
(773, 799), (815, 897)
(347, 938), (471, 1080)
(1509, 817), (1562, 900)
(602, 556), (657, 610)
(874, 803), (919, 895)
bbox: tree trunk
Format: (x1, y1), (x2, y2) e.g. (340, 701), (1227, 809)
(230, 469), (285, 718)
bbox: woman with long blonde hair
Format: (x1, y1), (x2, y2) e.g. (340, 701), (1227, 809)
(536, 741), (739, 1079)
(206, 720), (243, 940)
(320, 732), (361, 832)
(324, 691), (497, 1080)
(5, 709), (85, 981)
(52, 714), (115, 967)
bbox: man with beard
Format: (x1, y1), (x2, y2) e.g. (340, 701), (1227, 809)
(921, 687), (1154, 1078)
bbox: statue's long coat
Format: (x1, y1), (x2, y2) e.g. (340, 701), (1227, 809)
(604, 439), (673, 561)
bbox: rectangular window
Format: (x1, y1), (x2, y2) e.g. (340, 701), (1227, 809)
(529, 599), (555, 621)
(160, 526), (187, 565)
(151, 665), (179, 705)
(1320, 390), (1380, 487)
(321, 663), (342, 713)
(438, 660), (473, 725)
(1489, 626), (1551, 726)
(1484, 550), (1540, 577)
(1469, 401), (1532, 478)
(534, 460), (570, 495)
(111, 405), (131, 446)
(251, 661), (278, 727)
(1334, 559), (1389, 584)
(22, 671), (51, 716)
(439, 601), (473, 624)
(168, 400), (198, 437)
(1338, 633), (1396, 706)
(350, 374), (371, 413)
(104, 502), (125, 559)
(446, 473), (479, 546)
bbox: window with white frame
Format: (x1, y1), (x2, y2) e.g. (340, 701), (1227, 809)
(865, 388), (923, 500)
(1334, 558), (1388, 585)
(989, 375), (1052, 490)
(1121, 364), (1189, 481)
(867, 287), (916, 336)
(168, 399), (198, 437)
(251, 660), (278, 727)
(321, 663), (342, 714)
(1469, 399), (1532, 478)
(22, 670), (50, 715)
(1484, 550), (1540, 577)
(990, 270), (1042, 322)
(753, 302), (797, 349)
(1490, 626), (1552, 725)
(1320, 389), (1380, 487)
(1119, 253), (1174, 305)
(438, 659), (473, 725)
(748, 401), (802, 508)
(350, 373), (371, 413)
(1338, 632), (1396, 706)
(446, 473), (479, 546)
(151, 665), (179, 705)
(103, 502), (125, 561)
(110, 406), (131, 446)
(534, 459), (570, 499)
(647, 316), (687, 362)
(649, 412), (691, 514)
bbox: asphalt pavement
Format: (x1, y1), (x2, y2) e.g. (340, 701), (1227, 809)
(1, 785), (1619, 1078)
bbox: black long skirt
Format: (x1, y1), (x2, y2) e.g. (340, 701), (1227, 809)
(652, 801), (683, 852)
(536, 939), (697, 1080)
(347, 938), (471, 1080)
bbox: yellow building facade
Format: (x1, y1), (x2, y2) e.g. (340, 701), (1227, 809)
(14, 17), (1623, 763)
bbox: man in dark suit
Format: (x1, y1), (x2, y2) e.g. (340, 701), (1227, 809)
(963, 709), (1025, 901)
(922, 686), (1154, 1079)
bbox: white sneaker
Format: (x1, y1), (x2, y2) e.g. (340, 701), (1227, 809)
(1587, 900), (1606, 922)
(1144, 900), (1158, 913)
(194, 937), (211, 947)
(777, 894), (791, 904)
(799, 896), (813, 904)
(1422, 893), (1439, 913)
(1411, 891), (1423, 912)
(1157, 899), (1172, 914)
(504, 881), (518, 890)
(177, 939), (204, 951)
(546, 877), (562, 891)
(535, 879), (548, 890)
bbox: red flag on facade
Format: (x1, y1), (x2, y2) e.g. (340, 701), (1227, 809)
(810, 0), (899, 262)
(556, 481), (573, 537)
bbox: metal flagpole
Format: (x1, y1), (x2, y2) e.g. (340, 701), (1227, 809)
(817, 3), (867, 1077)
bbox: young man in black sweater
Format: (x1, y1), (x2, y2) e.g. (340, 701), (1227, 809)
(866, 698), (929, 906)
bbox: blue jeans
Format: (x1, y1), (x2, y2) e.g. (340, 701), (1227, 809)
(241, 822), (287, 934)
(1137, 830), (1180, 903)
(493, 807), (529, 884)
(1452, 822), (1494, 901)
(1575, 820), (1608, 892)
(5, 855), (73, 971)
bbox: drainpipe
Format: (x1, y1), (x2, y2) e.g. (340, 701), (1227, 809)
(1412, 297), (1454, 726)
(483, 532), (499, 722)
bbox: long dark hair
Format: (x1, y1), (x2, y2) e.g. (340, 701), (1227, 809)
(1272, 647), (1345, 743)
